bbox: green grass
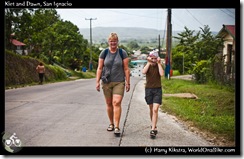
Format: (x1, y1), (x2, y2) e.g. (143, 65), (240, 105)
(161, 78), (235, 141)
(172, 70), (181, 76)
(73, 70), (96, 78)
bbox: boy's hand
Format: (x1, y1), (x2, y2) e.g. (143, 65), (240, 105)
(157, 57), (161, 64)
(147, 56), (152, 63)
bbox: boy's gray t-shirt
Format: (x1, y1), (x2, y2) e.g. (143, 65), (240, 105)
(99, 48), (128, 82)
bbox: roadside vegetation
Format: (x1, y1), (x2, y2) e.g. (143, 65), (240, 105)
(5, 50), (96, 89)
(161, 77), (235, 146)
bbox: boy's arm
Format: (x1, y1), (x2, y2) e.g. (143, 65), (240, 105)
(142, 56), (152, 74)
(157, 57), (164, 76)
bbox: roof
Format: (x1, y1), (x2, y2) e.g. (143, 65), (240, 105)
(11, 39), (26, 46)
(217, 25), (235, 40)
(131, 60), (147, 63)
(225, 25), (235, 37)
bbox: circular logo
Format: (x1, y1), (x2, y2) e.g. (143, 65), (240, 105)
(2, 132), (23, 153)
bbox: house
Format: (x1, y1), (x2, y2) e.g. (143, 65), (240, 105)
(216, 25), (235, 76)
(10, 33), (28, 55)
(11, 39), (28, 55)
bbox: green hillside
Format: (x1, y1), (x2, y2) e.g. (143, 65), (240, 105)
(5, 50), (68, 88)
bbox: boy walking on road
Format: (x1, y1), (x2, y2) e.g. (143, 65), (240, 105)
(142, 50), (164, 138)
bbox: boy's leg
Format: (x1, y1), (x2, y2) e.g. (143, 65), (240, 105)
(149, 104), (153, 121)
(150, 88), (162, 137)
(151, 103), (160, 130)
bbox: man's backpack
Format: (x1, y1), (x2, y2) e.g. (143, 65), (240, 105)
(104, 48), (124, 60)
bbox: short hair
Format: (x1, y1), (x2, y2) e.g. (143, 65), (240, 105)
(108, 32), (119, 41)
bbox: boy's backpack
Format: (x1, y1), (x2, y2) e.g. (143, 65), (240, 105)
(104, 48), (123, 60)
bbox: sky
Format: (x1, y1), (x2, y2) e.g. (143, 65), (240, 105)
(56, 8), (236, 32)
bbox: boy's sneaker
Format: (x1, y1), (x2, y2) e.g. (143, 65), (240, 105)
(151, 126), (158, 135)
(154, 129), (158, 135)
(114, 127), (121, 136)
(150, 130), (157, 138)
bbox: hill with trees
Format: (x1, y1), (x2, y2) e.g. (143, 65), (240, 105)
(80, 27), (181, 46)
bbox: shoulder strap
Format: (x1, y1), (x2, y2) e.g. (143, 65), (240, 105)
(119, 48), (124, 68)
(104, 48), (123, 59)
(119, 48), (123, 59)
(104, 48), (109, 59)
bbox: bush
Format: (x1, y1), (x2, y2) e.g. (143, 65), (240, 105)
(193, 60), (211, 83)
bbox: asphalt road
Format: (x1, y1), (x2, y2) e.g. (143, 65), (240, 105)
(4, 76), (211, 148)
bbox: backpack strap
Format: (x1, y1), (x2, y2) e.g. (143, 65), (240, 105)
(104, 48), (123, 59)
(119, 48), (124, 68)
(119, 48), (123, 59)
(104, 48), (109, 59)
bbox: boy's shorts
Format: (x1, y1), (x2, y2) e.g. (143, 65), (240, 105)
(145, 88), (162, 105)
(102, 82), (125, 98)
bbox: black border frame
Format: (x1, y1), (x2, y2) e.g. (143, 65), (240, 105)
(2, 0), (241, 156)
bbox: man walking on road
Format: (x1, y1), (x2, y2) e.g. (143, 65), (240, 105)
(142, 50), (164, 138)
(36, 62), (45, 84)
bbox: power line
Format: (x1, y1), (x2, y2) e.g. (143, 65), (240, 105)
(185, 9), (204, 27)
(220, 9), (235, 19)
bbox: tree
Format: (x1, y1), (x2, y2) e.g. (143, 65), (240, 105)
(30, 9), (59, 56)
(126, 41), (140, 51)
(196, 25), (223, 60)
(173, 25), (225, 84)
(140, 46), (151, 54)
(172, 27), (200, 74)
(5, 8), (28, 50)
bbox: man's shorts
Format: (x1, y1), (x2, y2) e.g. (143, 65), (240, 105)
(102, 82), (125, 98)
(145, 88), (162, 105)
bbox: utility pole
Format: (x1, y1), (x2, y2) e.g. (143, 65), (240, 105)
(165, 8), (172, 79)
(158, 34), (161, 58)
(85, 18), (97, 71)
(183, 52), (184, 75)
